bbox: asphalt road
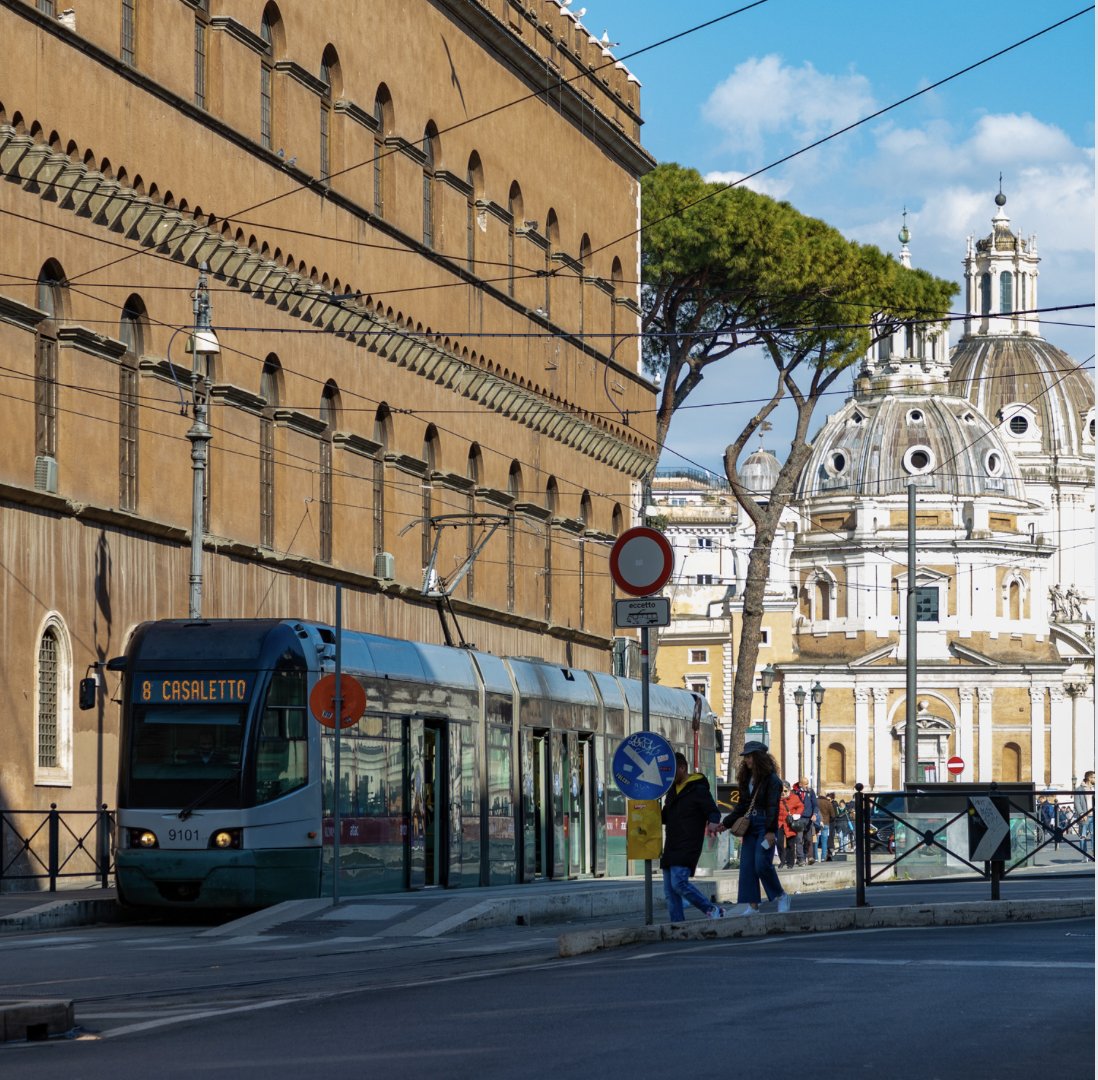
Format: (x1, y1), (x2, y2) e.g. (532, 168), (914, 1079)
(1, 909), (1092, 1079)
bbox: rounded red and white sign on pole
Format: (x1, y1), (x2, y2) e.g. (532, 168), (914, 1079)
(946, 755), (965, 775)
(609, 526), (674, 597)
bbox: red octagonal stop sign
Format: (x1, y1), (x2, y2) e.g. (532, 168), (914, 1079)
(609, 526), (674, 597)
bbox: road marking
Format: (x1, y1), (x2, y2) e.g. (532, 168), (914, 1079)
(99, 997), (306, 1038)
(811, 958), (1093, 969)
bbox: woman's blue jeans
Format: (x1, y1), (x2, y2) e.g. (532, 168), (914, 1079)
(662, 866), (714, 922)
(737, 812), (784, 905)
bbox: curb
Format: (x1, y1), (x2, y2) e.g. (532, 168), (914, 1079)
(556, 896), (1095, 957)
(0, 1000), (74, 1043)
(0, 899), (124, 936)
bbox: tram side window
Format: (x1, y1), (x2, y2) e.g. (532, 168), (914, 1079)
(256, 671), (308, 802)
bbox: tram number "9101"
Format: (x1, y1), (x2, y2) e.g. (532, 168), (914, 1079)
(166, 828), (202, 843)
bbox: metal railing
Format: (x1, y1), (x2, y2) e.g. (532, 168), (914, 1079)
(0, 805), (114, 891)
(854, 783), (1093, 906)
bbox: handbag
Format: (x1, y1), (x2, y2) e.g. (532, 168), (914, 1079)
(730, 784), (761, 837)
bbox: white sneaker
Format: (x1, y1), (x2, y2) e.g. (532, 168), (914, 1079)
(706, 906), (725, 920)
(777, 893), (792, 913)
(736, 905), (757, 917)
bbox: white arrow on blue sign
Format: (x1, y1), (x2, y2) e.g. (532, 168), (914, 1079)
(612, 731), (678, 801)
(969, 795), (1011, 861)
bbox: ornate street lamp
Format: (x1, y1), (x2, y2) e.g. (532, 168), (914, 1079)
(811, 681), (825, 791)
(794, 685), (806, 780)
(756, 663), (775, 745)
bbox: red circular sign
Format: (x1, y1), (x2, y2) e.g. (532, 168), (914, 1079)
(946, 755), (965, 775)
(609, 526), (674, 597)
(309, 673), (367, 729)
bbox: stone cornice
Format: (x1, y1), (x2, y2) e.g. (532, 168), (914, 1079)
(274, 59), (329, 96)
(209, 383), (265, 414)
(0, 294), (47, 330)
(333, 432), (383, 458)
(391, 453), (428, 477)
(273, 408), (327, 436)
(208, 16), (267, 55)
(57, 325), (127, 361)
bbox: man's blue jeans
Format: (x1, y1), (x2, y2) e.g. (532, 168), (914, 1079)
(662, 865), (714, 922)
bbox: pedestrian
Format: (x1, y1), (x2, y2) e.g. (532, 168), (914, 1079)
(818, 792), (836, 861)
(791, 777), (817, 865)
(1074, 771), (1094, 856)
(720, 741), (791, 915)
(778, 781), (804, 870)
(660, 752), (725, 922)
(833, 796), (853, 852)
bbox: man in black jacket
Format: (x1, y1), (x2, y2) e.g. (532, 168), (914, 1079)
(660, 752), (724, 922)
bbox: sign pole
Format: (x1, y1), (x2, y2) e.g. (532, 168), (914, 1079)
(333, 584), (342, 904)
(641, 624), (653, 926)
(905, 483), (920, 787)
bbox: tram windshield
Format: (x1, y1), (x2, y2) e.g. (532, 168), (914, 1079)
(132, 706), (245, 780)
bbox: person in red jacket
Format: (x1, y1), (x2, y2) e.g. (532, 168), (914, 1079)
(778, 783), (805, 870)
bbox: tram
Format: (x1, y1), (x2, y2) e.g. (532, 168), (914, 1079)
(113, 619), (718, 908)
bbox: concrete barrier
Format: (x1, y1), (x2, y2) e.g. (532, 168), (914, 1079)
(0, 1000), (74, 1043)
(0, 899), (124, 936)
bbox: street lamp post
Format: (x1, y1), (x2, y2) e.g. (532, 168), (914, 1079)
(756, 663), (775, 746)
(794, 685), (806, 782)
(186, 263), (220, 621)
(811, 681), (825, 793)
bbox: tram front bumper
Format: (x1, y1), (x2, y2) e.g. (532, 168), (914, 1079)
(115, 848), (320, 908)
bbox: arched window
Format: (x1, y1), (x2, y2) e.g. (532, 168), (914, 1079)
(544, 210), (559, 316)
(507, 461), (522, 611)
(319, 381), (339, 562)
(118, 297), (144, 511)
(319, 47), (340, 180)
(826, 743), (846, 785)
(507, 182), (523, 299)
(1007, 577), (1023, 621)
(35, 262), (65, 482)
(259, 5), (283, 151)
(466, 444), (482, 599)
(813, 576), (832, 621)
(544, 477), (559, 622)
(1001, 741), (1022, 782)
(193, 0), (210, 108)
(466, 153), (483, 273)
(422, 425), (440, 569)
(372, 404), (392, 554)
(979, 272), (991, 316)
(259, 356), (281, 548)
(578, 234), (591, 335)
(1000, 270), (1013, 315)
(36, 615), (72, 785)
(422, 123), (439, 249)
(579, 490), (592, 629)
(610, 256), (624, 356)
(611, 503), (623, 537)
(372, 88), (391, 217)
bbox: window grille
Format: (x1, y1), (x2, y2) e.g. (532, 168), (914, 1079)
(121, 0), (136, 65)
(38, 630), (59, 769)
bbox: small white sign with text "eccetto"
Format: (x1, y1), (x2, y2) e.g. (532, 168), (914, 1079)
(613, 597), (671, 628)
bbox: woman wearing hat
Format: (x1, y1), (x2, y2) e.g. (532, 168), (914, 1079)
(721, 740), (791, 915)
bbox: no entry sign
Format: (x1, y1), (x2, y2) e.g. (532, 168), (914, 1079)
(947, 755), (965, 775)
(609, 526), (674, 597)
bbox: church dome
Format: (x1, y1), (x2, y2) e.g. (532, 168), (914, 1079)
(948, 335), (1094, 458)
(740, 448), (781, 498)
(796, 365), (1027, 502)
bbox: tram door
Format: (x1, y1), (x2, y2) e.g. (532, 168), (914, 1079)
(406, 718), (448, 888)
(565, 734), (598, 877)
(527, 730), (553, 878)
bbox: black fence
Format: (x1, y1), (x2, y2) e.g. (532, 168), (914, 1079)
(0, 805), (114, 891)
(854, 783), (1094, 905)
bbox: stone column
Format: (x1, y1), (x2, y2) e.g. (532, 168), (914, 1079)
(958, 687), (975, 782)
(1030, 685), (1046, 786)
(873, 687), (891, 789)
(854, 686), (870, 786)
(1048, 685), (1070, 788)
(977, 687), (993, 781)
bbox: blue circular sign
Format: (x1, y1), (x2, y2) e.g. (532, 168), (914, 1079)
(612, 731), (678, 800)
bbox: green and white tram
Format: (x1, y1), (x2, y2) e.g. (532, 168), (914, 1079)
(114, 619), (718, 908)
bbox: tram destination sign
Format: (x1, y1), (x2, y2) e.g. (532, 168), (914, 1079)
(134, 674), (252, 704)
(614, 596), (671, 628)
(612, 730), (677, 801)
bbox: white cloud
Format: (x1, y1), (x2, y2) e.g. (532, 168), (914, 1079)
(701, 169), (793, 202)
(702, 55), (875, 157)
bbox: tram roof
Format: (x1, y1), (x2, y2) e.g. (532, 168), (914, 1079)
(506, 658), (600, 706)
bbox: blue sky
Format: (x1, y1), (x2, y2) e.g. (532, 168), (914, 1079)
(582, 0), (1095, 473)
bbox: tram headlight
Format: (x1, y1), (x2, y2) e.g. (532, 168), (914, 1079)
(210, 829), (242, 850)
(130, 829), (159, 849)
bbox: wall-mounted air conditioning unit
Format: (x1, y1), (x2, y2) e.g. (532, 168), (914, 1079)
(374, 551), (395, 580)
(34, 455), (58, 493)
